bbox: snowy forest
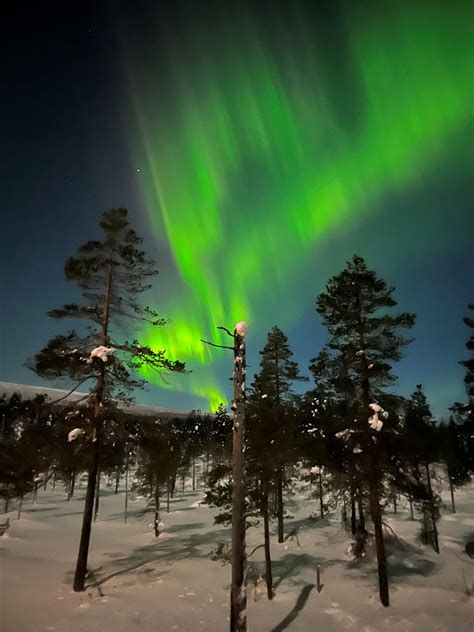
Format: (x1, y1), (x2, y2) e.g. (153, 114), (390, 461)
(1, 209), (473, 632)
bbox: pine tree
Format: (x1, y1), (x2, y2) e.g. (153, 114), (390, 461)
(452, 304), (474, 472)
(29, 208), (184, 591)
(315, 255), (415, 607)
(252, 325), (307, 543)
(404, 386), (441, 553)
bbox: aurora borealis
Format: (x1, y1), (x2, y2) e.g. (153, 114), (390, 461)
(3, 0), (473, 415)
(128, 1), (473, 409)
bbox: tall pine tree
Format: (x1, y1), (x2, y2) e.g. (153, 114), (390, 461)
(315, 255), (415, 607)
(29, 208), (184, 591)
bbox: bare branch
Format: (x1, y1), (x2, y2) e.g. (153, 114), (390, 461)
(217, 326), (234, 338)
(201, 338), (234, 351)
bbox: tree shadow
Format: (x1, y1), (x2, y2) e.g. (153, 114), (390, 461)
(248, 552), (341, 590)
(270, 583), (315, 632)
(71, 524), (231, 591)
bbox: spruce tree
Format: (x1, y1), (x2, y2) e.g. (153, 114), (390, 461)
(29, 208), (184, 591)
(315, 255), (415, 607)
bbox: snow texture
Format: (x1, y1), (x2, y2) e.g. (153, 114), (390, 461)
(234, 321), (248, 337)
(368, 402), (387, 432)
(89, 346), (116, 362)
(67, 428), (85, 442)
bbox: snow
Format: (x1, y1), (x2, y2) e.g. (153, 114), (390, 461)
(2, 475), (474, 631)
(89, 346), (116, 363)
(234, 321), (248, 337)
(368, 402), (387, 432)
(67, 428), (85, 442)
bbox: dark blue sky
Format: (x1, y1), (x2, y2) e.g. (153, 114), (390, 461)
(2, 1), (473, 416)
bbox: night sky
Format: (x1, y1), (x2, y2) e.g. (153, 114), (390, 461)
(3, 0), (473, 416)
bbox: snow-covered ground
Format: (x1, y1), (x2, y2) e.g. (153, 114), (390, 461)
(2, 479), (473, 632)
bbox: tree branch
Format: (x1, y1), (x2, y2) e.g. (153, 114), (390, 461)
(217, 326), (234, 338)
(200, 339), (234, 351)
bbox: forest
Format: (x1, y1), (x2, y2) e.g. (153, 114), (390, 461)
(1, 209), (473, 632)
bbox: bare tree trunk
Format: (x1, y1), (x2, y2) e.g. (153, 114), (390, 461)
(425, 464), (439, 554)
(262, 478), (273, 600)
(73, 415), (102, 591)
(230, 327), (247, 632)
(276, 467), (284, 543)
(318, 472), (324, 520)
(357, 489), (365, 530)
(369, 476), (389, 607)
(192, 459), (196, 491)
(154, 476), (160, 538)
(393, 493), (397, 515)
(409, 494), (414, 520)
(181, 469), (185, 494)
(4, 497), (9, 514)
(69, 469), (76, 500)
(43, 470), (48, 491)
(171, 469), (177, 498)
(17, 495), (23, 519)
(350, 485), (357, 535)
(94, 466), (100, 522)
(166, 476), (170, 513)
(33, 482), (38, 504)
(124, 454), (129, 524)
(115, 468), (120, 494)
(449, 478), (456, 513)
(52, 469), (56, 490)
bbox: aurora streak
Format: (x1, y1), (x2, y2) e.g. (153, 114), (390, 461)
(128, 1), (472, 410)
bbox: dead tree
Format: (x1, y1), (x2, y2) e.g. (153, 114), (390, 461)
(202, 322), (248, 632)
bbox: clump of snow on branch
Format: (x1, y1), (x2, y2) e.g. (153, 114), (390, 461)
(310, 466), (321, 475)
(68, 428), (85, 442)
(234, 321), (248, 336)
(89, 346), (116, 363)
(368, 403), (388, 432)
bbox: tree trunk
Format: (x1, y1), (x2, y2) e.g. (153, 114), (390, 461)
(94, 466), (100, 522)
(449, 478), (456, 513)
(73, 417), (102, 592)
(115, 469), (120, 494)
(124, 454), (129, 524)
(409, 494), (414, 520)
(52, 470), (56, 490)
(154, 476), (160, 537)
(69, 469), (76, 499)
(318, 472), (324, 520)
(166, 476), (170, 513)
(262, 479), (273, 600)
(4, 497), (9, 514)
(276, 467), (284, 543)
(181, 469), (185, 494)
(393, 494), (397, 515)
(369, 477), (389, 607)
(350, 485), (357, 535)
(230, 327), (247, 632)
(43, 470), (48, 491)
(425, 464), (439, 554)
(357, 489), (365, 530)
(171, 469), (177, 499)
(33, 482), (38, 504)
(192, 459), (196, 491)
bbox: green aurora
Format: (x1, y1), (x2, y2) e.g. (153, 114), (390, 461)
(129, 1), (472, 410)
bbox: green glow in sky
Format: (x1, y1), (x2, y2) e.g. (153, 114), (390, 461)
(131, 2), (472, 410)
